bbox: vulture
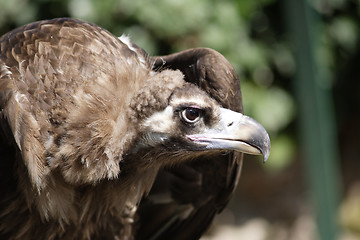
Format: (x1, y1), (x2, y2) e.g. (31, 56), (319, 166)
(0, 18), (270, 240)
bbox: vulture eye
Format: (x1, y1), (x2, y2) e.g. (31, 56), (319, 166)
(181, 107), (201, 124)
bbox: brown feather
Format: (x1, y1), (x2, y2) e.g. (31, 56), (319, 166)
(0, 18), (245, 240)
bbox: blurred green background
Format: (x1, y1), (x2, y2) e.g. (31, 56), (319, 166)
(0, 0), (359, 239)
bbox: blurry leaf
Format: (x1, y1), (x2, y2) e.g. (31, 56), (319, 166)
(264, 134), (295, 171)
(236, 41), (268, 70)
(311, 0), (347, 14)
(129, 0), (210, 38)
(242, 82), (296, 133)
(253, 65), (274, 87)
(115, 0), (139, 16)
(250, 11), (269, 34)
(340, 182), (360, 234)
(328, 17), (358, 52)
(0, 0), (36, 26)
(69, 0), (95, 21)
(271, 44), (296, 77)
(236, 0), (277, 19)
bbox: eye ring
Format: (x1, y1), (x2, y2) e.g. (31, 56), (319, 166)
(181, 107), (201, 124)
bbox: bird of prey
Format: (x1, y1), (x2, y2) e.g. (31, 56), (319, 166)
(0, 18), (270, 240)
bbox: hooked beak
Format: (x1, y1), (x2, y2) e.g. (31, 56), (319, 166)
(187, 108), (271, 162)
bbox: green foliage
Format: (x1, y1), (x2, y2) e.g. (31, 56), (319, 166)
(264, 134), (295, 171)
(0, 0), (37, 26)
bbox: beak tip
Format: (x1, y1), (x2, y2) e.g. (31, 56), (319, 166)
(263, 152), (270, 163)
(261, 134), (271, 164)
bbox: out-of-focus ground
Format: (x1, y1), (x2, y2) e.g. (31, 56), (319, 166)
(203, 153), (360, 240)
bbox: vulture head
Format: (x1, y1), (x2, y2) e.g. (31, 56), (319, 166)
(128, 83), (269, 166)
(0, 18), (270, 240)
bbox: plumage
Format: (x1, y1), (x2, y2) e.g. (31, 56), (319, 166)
(0, 18), (270, 240)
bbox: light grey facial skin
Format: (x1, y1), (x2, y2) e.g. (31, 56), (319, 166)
(187, 108), (270, 162)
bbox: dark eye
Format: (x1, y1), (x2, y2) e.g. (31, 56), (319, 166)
(181, 107), (201, 123)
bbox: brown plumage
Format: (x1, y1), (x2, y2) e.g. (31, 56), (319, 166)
(0, 18), (270, 240)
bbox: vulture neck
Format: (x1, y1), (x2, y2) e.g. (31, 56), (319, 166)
(1, 70), (187, 239)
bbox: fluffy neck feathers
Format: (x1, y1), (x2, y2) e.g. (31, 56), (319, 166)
(50, 69), (185, 185)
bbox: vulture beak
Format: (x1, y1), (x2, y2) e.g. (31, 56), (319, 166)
(187, 108), (271, 162)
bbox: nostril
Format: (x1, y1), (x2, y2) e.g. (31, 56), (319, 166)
(227, 122), (233, 127)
